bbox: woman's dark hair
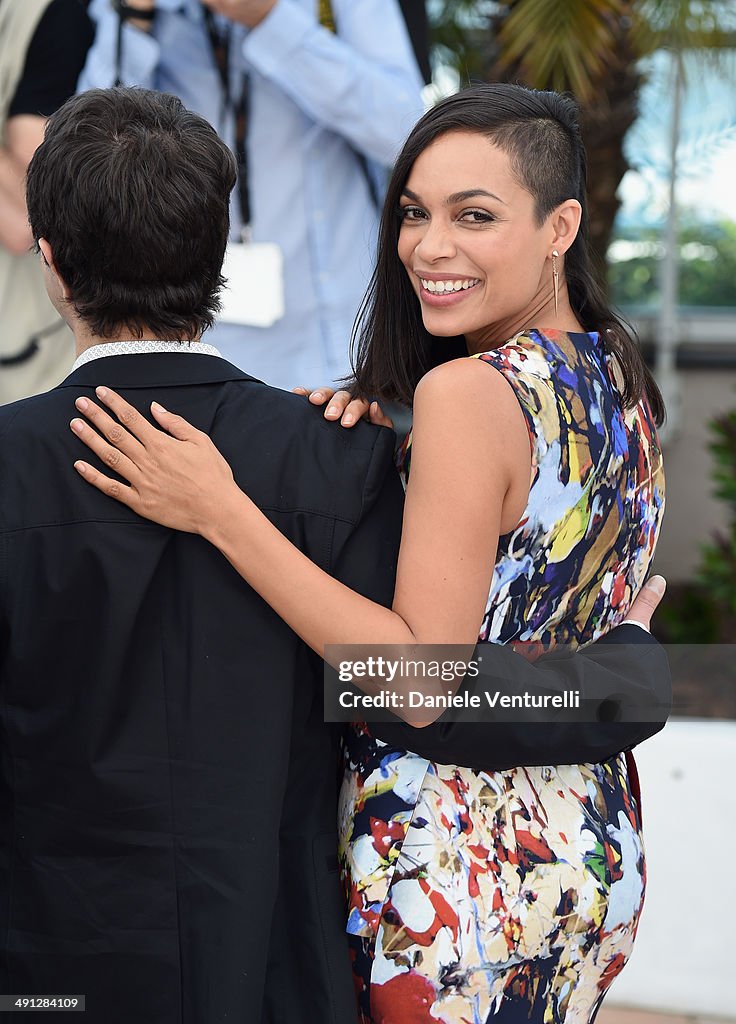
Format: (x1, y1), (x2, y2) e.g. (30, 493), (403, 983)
(26, 87), (237, 341)
(351, 83), (665, 425)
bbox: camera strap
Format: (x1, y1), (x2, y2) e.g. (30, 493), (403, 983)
(203, 12), (252, 233)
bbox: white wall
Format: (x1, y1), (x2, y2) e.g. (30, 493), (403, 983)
(607, 719), (736, 1016)
(651, 369), (735, 584)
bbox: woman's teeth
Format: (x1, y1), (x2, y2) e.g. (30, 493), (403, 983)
(420, 278), (480, 294)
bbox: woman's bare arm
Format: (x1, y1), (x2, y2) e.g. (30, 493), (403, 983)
(70, 358), (530, 654)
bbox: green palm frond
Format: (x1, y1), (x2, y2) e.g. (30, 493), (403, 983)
(635, 0), (736, 55)
(495, 0), (632, 102)
(431, 0), (496, 81)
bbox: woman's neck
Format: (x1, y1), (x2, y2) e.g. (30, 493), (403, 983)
(463, 290), (585, 355)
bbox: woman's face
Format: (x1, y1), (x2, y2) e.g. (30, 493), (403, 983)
(397, 130), (559, 351)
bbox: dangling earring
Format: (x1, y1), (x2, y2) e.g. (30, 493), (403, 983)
(552, 250), (560, 316)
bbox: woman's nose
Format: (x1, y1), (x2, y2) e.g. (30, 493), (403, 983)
(415, 219), (457, 261)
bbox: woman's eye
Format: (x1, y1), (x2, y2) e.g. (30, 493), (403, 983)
(399, 205), (427, 221)
(459, 209), (494, 224)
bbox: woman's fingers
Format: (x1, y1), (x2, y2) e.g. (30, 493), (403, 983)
(627, 575), (667, 629)
(150, 402), (200, 442)
(90, 387), (160, 445)
(70, 415), (140, 483)
(70, 389), (237, 535)
(73, 459), (142, 512)
(73, 396), (146, 461)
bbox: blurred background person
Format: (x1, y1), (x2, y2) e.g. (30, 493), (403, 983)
(78, 0), (427, 391)
(0, 0), (93, 404)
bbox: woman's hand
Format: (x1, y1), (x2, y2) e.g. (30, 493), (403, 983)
(70, 387), (239, 534)
(293, 386), (393, 430)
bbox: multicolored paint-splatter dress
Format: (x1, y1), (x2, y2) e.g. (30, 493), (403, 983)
(339, 329), (665, 1024)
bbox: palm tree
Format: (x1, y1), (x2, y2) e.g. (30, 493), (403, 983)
(636, 1), (735, 437)
(430, 0), (734, 272)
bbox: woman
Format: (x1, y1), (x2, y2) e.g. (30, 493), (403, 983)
(70, 85), (665, 1023)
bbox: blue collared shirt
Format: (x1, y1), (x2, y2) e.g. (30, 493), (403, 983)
(78, 0), (425, 390)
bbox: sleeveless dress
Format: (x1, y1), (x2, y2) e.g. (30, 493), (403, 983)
(338, 329), (665, 1024)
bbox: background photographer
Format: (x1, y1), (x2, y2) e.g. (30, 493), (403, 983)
(0, 0), (93, 404)
(78, 0), (426, 390)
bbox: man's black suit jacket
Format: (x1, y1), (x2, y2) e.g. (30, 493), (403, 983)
(0, 352), (669, 1023)
(0, 353), (406, 1024)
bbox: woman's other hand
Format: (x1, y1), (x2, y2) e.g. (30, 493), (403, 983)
(70, 387), (238, 535)
(293, 386), (393, 430)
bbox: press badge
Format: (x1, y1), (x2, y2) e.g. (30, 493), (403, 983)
(219, 241), (285, 328)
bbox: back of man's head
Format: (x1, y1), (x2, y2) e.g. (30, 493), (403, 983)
(26, 88), (237, 342)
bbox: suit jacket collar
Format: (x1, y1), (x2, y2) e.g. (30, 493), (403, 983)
(57, 353), (263, 391)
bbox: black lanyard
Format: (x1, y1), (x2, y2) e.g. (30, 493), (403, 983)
(203, 12), (252, 231)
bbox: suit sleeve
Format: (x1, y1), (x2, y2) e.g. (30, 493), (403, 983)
(327, 425), (404, 608)
(372, 627), (671, 768)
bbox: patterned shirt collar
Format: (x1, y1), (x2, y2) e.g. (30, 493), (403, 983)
(72, 339), (222, 371)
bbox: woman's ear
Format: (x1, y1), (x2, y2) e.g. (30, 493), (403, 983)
(549, 200), (582, 257)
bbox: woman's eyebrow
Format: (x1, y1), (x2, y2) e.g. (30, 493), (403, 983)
(447, 188), (506, 205)
(400, 187), (506, 205)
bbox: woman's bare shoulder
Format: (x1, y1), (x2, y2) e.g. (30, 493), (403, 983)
(413, 355), (527, 430)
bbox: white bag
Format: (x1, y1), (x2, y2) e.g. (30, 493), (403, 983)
(218, 241), (285, 328)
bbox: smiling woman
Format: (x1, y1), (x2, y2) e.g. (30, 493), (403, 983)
(350, 89), (666, 428)
(396, 132), (583, 343)
(70, 84), (667, 1024)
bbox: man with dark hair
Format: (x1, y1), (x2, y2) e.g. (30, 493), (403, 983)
(3, 87), (387, 1024)
(0, 87), (666, 1024)
(27, 89), (236, 344)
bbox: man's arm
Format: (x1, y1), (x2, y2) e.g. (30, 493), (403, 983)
(239, 0), (425, 164)
(370, 628), (671, 769)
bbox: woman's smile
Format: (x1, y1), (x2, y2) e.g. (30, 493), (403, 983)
(416, 272), (482, 306)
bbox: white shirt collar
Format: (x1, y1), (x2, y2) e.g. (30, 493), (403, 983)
(72, 339), (222, 371)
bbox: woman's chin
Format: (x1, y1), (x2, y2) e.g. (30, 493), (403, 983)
(420, 313), (469, 338)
